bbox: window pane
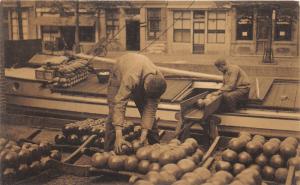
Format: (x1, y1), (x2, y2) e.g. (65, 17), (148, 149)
(275, 13), (292, 41)
(150, 21), (160, 31)
(199, 34), (205, 44)
(13, 33), (19, 40)
(194, 11), (205, 19)
(174, 30), (182, 42)
(208, 33), (216, 43)
(182, 11), (190, 19)
(22, 12), (28, 18)
(208, 12), (216, 19)
(217, 20), (226, 30)
(107, 20), (113, 26)
(79, 26), (95, 42)
(174, 12), (182, 19)
(194, 34), (200, 44)
(12, 19), (18, 25)
(12, 12), (17, 18)
(236, 8), (253, 40)
(208, 20), (216, 30)
(182, 20), (190, 29)
(148, 8), (161, 18)
(182, 30), (190, 42)
(217, 33), (225, 43)
(199, 23), (205, 30)
(194, 23), (200, 30)
(174, 21), (182, 29)
(194, 33), (205, 44)
(217, 12), (226, 19)
(23, 34), (29, 39)
(22, 21), (28, 27)
(22, 28), (28, 34)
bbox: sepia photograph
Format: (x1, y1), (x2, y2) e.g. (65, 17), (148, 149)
(0, 0), (299, 184)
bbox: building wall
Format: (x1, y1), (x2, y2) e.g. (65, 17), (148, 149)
(2, 1), (299, 57)
(167, 9), (231, 56)
(230, 3), (299, 57)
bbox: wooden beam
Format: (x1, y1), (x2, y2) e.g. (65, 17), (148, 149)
(74, 53), (223, 81)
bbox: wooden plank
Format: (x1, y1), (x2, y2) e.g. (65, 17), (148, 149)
(184, 95), (222, 121)
(180, 92), (209, 121)
(264, 82), (299, 109)
(279, 83), (298, 109)
(294, 85), (300, 109)
(184, 109), (204, 121)
(263, 83), (280, 107)
(249, 77), (274, 101)
(161, 80), (192, 101)
(219, 114), (300, 133)
(53, 77), (192, 102)
(258, 78), (274, 100)
(62, 135), (97, 164)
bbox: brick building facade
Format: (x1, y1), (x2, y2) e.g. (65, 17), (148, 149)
(2, 1), (299, 58)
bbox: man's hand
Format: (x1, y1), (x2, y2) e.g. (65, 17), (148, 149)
(139, 129), (149, 145)
(114, 129), (131, 154)
(211, 90), (222, 96)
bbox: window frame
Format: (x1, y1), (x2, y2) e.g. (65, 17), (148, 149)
(274, 13), (292, 41)
(173, 10), (191, 43)
(147, 8), (161, 40)
(105, 9), (119, 40)
(79, 26), (95, 43)
(236, 8), (254, 41)
(11, 9), (29, 40)
(207, 11), (226, 43)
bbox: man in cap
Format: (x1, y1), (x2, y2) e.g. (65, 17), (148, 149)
(105, 53), (167, 153)
(213, 58), (250, 112)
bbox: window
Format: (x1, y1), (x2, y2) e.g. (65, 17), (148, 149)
(236, 8), (253, 40)
(79, 26), (95, 42)
(275, 12), (292, 41)
(41, 26), (59, 42)
(207, 11), (226, 43)
(41, 26), (60, 50)
(147, 8), (161, 40)
(173, 11), (191, 42)
(11, 10), (29, 40)
(106, 9), (119, 40)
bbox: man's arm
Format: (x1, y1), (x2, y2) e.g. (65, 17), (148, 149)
(113, 75), (137, 129)
(139, 98), (159, 144)
(112, 75), (138, 153)
(220, 67), (239, 92)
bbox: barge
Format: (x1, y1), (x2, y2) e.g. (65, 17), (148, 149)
(4, 54), (300, 138)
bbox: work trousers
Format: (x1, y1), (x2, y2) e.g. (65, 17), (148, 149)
(104, 73), (159, 151)
(221, 87), (250, 112)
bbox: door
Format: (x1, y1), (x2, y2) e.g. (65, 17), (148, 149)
(256, 9), (272, 55)
(61, 26), (75, 50)
(126, 20), (140, 51)
(193, 11), (205, 54)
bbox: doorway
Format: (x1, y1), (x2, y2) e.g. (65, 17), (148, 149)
(126, 20), (140, 51)
(256, 9), (272, 55)
(61, 26), (75, 50)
